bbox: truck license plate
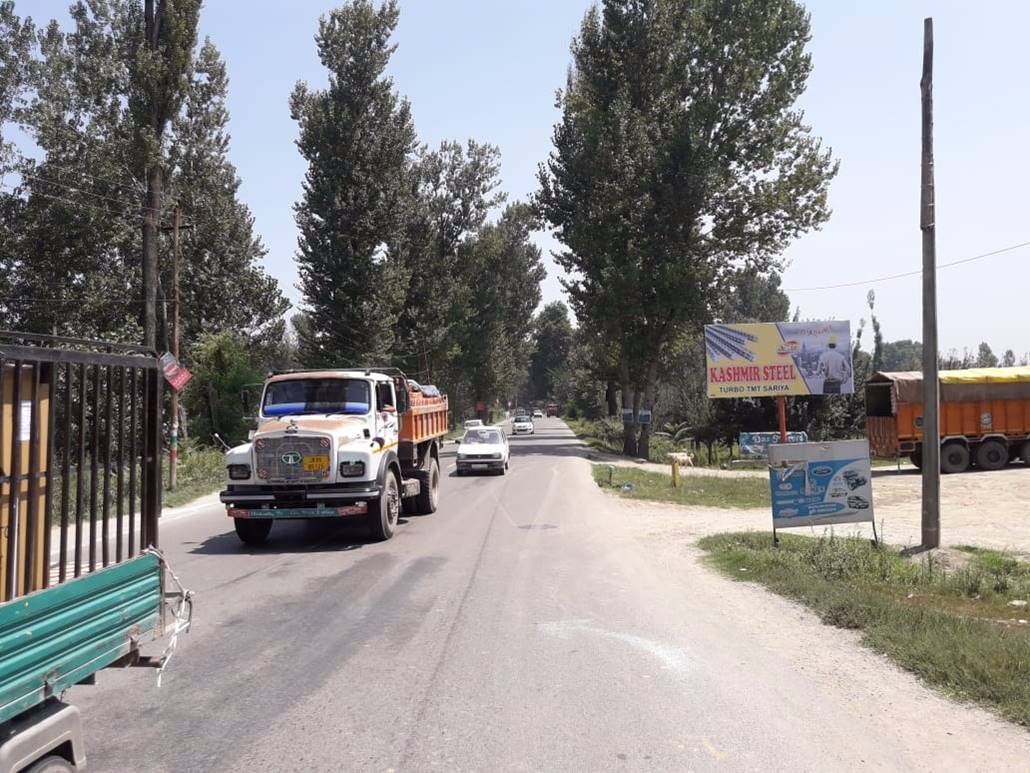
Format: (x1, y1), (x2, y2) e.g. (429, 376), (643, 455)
(303, 455), (330, 471)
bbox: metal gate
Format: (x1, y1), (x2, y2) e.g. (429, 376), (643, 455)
(0, 331), (162, 601)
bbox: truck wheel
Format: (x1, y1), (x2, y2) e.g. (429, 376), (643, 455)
(909, 449), (923, 469)
(413, 458), (440, 514)
(940, 443), (970, 474)
(25, 755), (75, 772)
(975, 439), (1008, 471)
(369, 472), (401, 541)
(234, 518), (272, 545)
(1022, 439), (1030, 465)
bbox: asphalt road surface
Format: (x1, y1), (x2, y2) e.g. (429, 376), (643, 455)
(71, 419), (1027, 772)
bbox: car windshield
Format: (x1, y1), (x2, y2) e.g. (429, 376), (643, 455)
(263, 378), (370, 416)
(515, 416), (531, 422)
(463, 429), (503, 444)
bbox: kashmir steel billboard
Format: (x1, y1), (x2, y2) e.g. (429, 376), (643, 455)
(705, 321), (853, 398)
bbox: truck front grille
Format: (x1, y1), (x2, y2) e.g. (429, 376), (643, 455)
(254, 434), (332, 483)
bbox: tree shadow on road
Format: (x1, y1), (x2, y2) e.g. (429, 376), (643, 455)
(187, 517), (390, 556)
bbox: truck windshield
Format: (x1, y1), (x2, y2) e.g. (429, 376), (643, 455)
(262, 378), (371, 417)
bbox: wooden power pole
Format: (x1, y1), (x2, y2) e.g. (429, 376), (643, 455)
(169, 206), (182, 491)
(919, 17), (940, 549)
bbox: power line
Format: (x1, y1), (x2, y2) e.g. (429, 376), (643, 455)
(16, 169), (142, 209)
(0, 180), (140, 221)
(782, 239), (1030, 292)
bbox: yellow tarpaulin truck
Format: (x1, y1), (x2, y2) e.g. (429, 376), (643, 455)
(866, 366), (1030, 473)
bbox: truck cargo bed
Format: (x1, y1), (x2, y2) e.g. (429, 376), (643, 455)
(0, 553), (162, 724)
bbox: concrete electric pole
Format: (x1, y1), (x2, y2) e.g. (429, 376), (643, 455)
(919, 17), (941, 549)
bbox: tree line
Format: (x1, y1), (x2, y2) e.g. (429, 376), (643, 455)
(0, 0), (544, 443)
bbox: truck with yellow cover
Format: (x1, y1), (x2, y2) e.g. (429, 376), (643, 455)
(866, 366), (1030, 473)
(220, 368), (449, 543)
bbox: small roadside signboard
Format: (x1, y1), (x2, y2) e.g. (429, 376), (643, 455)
(767, 439), (874, 532)
(739, 431), (807, 460)
(160, 352), (193, 392)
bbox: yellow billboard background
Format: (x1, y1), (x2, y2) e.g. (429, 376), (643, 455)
(705, 321), (853, 398)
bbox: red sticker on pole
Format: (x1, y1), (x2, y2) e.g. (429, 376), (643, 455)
(160, 352), (193, 391)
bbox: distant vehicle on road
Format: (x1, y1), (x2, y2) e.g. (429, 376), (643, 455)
(546, 402), (559, 417)
(464, 418), (484, 429)
(532, 409), (544, 418)
(512, 415), (535, 435)
(456, 426), (510, 475)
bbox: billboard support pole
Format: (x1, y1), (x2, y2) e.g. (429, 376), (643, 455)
(919, 17), (940, 550)
(776, 397), (787, 444)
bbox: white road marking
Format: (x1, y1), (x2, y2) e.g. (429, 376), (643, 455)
(538, 619), (691, 675)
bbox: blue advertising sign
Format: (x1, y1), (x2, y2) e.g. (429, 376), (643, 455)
(739, 431), (807, 460)
(768, 440), (874, 528)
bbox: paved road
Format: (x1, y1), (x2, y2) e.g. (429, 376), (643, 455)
(72, 419), (1027, 772)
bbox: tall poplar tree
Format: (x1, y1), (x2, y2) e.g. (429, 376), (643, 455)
(291, 0), (416, 366)
(538, 0), (837, 457)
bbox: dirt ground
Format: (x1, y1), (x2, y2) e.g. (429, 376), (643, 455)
(586, 458), (1030, 553)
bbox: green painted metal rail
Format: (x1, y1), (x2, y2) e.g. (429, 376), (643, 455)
(0, 553), (161, 724)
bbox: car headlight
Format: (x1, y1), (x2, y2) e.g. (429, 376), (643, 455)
(339, 460), (365, 477)
(491, 453), (502, 460)
(227, 464), (251, 480)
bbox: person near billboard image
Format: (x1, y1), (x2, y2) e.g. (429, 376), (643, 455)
(817, 335), (851, 394)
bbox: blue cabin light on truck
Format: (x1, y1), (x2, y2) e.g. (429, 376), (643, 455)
(263, 401), (369, 416)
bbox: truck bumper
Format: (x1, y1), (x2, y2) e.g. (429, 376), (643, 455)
(228, 502), (369, 519)
(220, 483), (381, 506)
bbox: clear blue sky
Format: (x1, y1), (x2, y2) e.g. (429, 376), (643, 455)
(17, 1), (1030, 360)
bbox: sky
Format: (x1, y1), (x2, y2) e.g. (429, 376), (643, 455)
(15, 0), (1030, 360)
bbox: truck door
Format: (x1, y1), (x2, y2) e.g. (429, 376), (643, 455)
(376, 381), (398, 441)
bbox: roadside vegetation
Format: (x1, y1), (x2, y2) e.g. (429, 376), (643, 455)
(699, 532), (1030, 725)
(592, 465), (769, 509)
(163, 447), (225, 509)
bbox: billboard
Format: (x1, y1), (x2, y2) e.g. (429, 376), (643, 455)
(705, 321), (853, 398)
(767, 440), (873, 529)
(739, 431), (808, 460)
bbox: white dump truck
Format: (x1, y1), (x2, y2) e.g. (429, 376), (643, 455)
(219, 368), (449, 543)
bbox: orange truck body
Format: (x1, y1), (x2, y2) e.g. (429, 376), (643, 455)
(866, 367), (1030, 472)
(400, 387), (449, 445)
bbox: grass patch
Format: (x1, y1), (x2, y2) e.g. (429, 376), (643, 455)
(698, 531), (1030, 726)
(163, 447), (225, 509)
(592, 464), (769, 509)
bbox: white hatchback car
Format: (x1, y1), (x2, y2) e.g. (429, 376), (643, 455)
(456, 426), (510, 475)
(511, 415), (534, 435)
(532, 409), (544, 418)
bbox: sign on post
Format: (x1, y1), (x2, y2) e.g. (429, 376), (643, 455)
(705, 321), (854, 398)
(739, 431), (807, 460)
(160, 352), (193, 392)
(767, 439), (874, 529)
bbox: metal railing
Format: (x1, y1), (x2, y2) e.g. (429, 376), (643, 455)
(0, 331), (162, 601)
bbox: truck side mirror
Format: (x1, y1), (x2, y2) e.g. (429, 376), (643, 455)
(240, 389), (251, 415)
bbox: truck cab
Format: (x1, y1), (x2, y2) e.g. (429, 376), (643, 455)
(220, 369), (448, 543)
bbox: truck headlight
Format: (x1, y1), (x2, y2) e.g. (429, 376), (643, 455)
(228, 464), (251, 480)
(339, 460), (365, 477)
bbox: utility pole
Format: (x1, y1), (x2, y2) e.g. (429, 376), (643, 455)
(142, 0), (161, 349)
(919, 17), (940, 549)
(169, 206), (182, 491)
